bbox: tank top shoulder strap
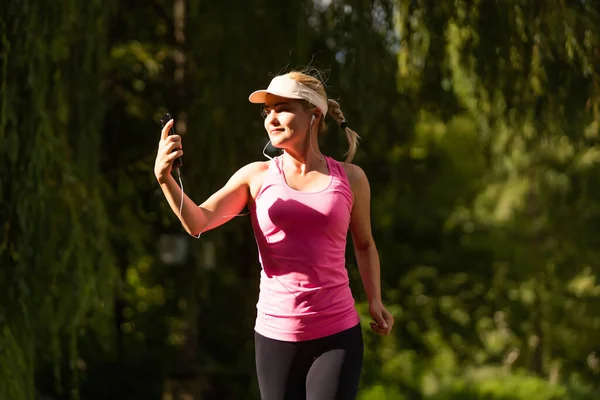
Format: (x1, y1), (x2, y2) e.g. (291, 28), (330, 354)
(326, 156), (350, 184)
(326, 156), (353, 202)
(254, 156), (284, 201)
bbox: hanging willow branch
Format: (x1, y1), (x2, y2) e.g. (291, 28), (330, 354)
(1, 1), (117, 399)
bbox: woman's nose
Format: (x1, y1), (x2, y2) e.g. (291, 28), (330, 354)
(266, 110), (279, 124)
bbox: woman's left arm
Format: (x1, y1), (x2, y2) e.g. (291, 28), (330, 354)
(345, 163), (394, 336)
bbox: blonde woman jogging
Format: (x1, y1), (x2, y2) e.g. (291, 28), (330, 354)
(154, 70), (394, 399)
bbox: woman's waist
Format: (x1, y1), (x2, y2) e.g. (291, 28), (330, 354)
(258, 277), (354, 315)
(254, 299), (359, 342)
(259, 266), (350, 292)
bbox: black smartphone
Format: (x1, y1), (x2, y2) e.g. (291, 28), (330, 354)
(160, 112), (183, 169)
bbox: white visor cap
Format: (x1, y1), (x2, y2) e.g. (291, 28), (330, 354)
(248, 75), (328, 116)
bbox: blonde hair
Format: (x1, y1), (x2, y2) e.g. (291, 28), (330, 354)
(286, 70), (360, 162)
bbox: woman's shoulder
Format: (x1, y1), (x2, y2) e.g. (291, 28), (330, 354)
(239, 160), (271, 199)
(339, 161), (369, 192)
(240, 160), (271, 175)
(226, 160), (269, 184)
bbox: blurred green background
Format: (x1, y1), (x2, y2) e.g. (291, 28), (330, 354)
(2, 0), (600, 399)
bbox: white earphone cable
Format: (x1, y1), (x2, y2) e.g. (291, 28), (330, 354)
(309, 115), (323, 160)
(176, 169), (201, 239)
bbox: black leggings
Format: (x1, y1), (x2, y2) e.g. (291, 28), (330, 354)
(254, 324), (363, 400)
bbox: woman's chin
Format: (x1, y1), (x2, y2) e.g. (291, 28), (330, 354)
(269, 137), (288, 148)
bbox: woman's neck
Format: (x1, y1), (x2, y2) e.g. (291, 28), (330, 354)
(282, 149), (326, 176)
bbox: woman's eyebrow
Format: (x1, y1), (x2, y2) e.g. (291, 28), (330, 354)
(264, 101), (290, 109)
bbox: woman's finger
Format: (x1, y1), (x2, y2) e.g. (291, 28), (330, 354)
(161, 119), (174, 140)
(167, 149), (183, 160)
(165, 140), (182, 153)
(373, 313), (388, 330)
(165, 134), (181, 144)
(383, 311), (394, 329)
(369, 322), (388, 336)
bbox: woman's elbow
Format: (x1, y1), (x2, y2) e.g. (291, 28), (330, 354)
(353, 237), (376, 253)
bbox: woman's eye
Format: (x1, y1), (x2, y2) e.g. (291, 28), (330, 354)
(262, 106), (288, 118)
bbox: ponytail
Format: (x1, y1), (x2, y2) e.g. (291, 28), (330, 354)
(326, 99), (360, 162)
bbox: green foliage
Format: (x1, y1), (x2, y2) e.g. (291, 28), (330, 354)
(360, 0), (600, 397)
(429, 368), (599, 400)
(3, 0), (600, 399)
(1, 1), (117, 399)
(359, 384), (407, 400)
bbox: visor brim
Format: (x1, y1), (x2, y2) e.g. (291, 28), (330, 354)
(248, 89), (304, 104)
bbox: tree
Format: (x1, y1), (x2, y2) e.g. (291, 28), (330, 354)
(1, 1), (117, 399)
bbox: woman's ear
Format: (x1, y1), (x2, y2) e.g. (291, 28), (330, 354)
(312, 110), (323, 125)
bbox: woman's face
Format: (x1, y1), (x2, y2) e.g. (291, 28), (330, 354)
(262, 94), (315, 149)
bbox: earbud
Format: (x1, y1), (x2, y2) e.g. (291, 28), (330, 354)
(311, 115), (316, 125)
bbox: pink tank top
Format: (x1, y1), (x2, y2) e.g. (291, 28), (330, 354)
(250, 155), (360, 341)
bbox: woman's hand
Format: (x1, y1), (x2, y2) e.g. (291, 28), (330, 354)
(154, 119), (183, 183)
(368, 300), (394, 336)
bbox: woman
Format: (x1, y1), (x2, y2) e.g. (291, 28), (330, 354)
(154, 70), (394, 399)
